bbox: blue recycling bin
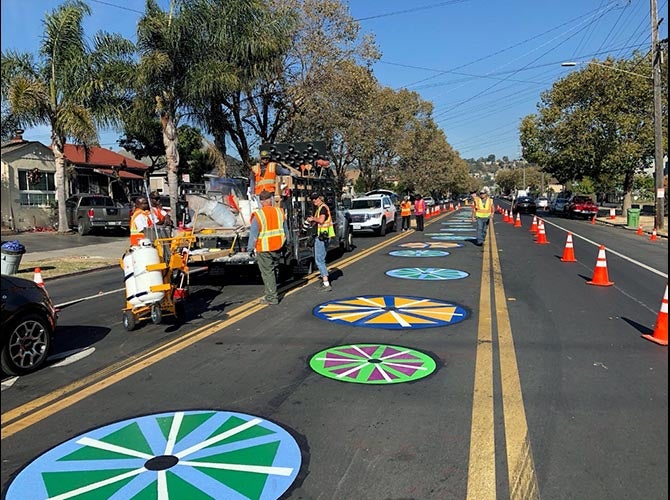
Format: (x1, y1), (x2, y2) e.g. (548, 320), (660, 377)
(1, 240), (26, 275)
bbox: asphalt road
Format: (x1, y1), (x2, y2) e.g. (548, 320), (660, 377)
(2, 208), (667, 500)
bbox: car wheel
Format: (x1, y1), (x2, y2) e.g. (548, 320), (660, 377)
(345, 229), (354, 252)
(378, 218), (386, 236)
(1, 313), (52, 376)
(78, 218), (91, 236)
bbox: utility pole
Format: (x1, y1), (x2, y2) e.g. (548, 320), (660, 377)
(651, 0), (665, 230)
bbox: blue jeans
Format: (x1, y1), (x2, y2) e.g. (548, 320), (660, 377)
(314, 237), (329, 277)
(476, 217), (490, 244)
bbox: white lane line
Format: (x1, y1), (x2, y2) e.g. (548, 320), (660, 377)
(55, 288), (125, 309)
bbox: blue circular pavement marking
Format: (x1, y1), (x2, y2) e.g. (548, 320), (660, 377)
(397, 242), (464, 249)
(385, 268), (469, 280)
(6, 410), (302, 500)
(389, 249), (449, 257)
(439, 227), (475, 232)
(313, 295), (468, 330)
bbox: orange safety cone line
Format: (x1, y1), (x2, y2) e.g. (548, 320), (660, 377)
(642, 284), (668, 346)
(535, 221), (549, 244)
(529, 215), (538, 233)
(587, 245), (614, 286)
(650, 228), (658, 241)
(560, 232), (577, 262)
(514, 213), (522, 227)
(636, 225), (644, 236)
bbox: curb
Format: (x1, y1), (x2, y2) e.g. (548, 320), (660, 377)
(594, 218), (668, 239)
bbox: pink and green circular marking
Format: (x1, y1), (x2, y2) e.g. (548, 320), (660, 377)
(310, 344), (436, 384)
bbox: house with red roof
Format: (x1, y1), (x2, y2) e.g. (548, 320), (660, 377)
(1, 130), (149, 231)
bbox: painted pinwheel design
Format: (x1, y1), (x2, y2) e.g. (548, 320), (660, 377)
(385, 268), (469, 280)
(313, 295), (468, 330)
(6, 411), (301, 500)
(389, 249), (449, 257)
(430, 235), (474, 241)
(310, 344), (436, 384)
(397, 242), (464, 249)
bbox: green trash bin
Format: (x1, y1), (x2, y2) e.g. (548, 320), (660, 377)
(627, 208), (640, 229)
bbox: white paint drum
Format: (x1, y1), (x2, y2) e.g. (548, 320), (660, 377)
(123, 239), (165, 308)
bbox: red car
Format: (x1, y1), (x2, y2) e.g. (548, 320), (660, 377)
(565, 195), (599, 219)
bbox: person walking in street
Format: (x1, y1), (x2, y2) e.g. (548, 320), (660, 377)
(129, 197), (152, 246)
(246, 190), (288, 305)
(471, 188), (494, 246)
(400, 196), (412, 231)
(307, 192), (335, 291)
(414, 194), (426, 231)
(249, 150), (294, 204)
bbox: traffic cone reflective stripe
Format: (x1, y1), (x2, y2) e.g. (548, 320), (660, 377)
(650, 228), (658, 241)
(529, 215), (538, 233)
(642, 284), (668, 346)
(514, 213), (522, 227)
(587, 245), (614, 286)
(535, 220), (549, 244)
(33, 267), (45, 288)
(560, 232), (577, 262)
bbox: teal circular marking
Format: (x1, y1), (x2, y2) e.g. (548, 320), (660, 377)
(385, 268), (469, 280)
(389, 249), (449, 257)
(439, 227), (475, 232)
(6, 410), (302, 500)
(313, 295), (469, 330)
(430, 235), (474, 241)
(310, 344), (436, 384)
(397, 242), (464, 249)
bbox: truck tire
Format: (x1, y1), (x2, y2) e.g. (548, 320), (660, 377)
(344, 229), (354, 252)
(377, 218), (386, 236)
(77, 218), (91, 236)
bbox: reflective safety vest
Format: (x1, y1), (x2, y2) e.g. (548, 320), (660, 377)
(474, 197), (493, 218)
(252, 162), (278, 194)
(251, 206), (286, 252)
(414, 199), (425, 215)
(316, 203), (336, 238)
(130, 209), (152, 246)
(400, 200), (412, 217)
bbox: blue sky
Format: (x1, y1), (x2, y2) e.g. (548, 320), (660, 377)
(2, 0), (667, 161)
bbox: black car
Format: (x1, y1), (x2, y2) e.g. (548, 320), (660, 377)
(1, 274), (58, 375)
(512, 196), (537, 215)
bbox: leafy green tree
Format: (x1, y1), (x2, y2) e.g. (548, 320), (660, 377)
(520, 54), (667, 211)
(1, 0), (134, 232)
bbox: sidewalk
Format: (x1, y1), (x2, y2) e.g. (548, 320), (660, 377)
(593, 213), (668, 238)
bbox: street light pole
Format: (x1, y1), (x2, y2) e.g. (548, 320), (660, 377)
(651, 0), (665, 231)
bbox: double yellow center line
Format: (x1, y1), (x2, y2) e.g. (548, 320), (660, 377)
(467, 226), (540, 500)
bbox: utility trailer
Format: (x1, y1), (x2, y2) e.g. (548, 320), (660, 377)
(185, 173), (353, 277)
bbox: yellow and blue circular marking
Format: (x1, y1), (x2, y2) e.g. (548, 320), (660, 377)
(389, 249), (449, 257)
(313, 295), (468, 330)
(385, 268), (469, 280)
(6, 410), (302, 500)
(309, 344), (436, 384)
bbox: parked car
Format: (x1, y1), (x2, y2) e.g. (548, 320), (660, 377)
(1, 274), (58, 376)
(348, 194), (397, 236)
(365, 189), (401, 211)
(512, 196), (536, 215)
(535, 196), (549, 210)
(550, 196), (570, 215)
(423, 196), (436, 207)
(565, 195), (599, 219)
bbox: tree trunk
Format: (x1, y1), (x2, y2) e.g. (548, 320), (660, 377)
(161, 113), (180, 217)
(52, 135), (69, 233)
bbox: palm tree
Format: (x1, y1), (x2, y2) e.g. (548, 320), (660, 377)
(2, 0), (135, 233)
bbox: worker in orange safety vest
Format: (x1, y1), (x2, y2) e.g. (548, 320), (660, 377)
(400, 196), (412, 231)
(129, 197), (153, 246)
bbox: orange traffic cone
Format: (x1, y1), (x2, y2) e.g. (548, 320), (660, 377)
(529, 215), (538, 233)
(535, 220), (549, 244)
(514, 213), (522, 227)
(507, 210), (515, 224)
(591, 215), (596, 225)
(587, 245), (613, 286)
(33, 267), (45, 288)
(636, 225), (644, 236)
(642, 284), (668, 346)
(609, 207), (616, 220)
(560, 232), (577, 262)
(650, 228), (658, 241)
